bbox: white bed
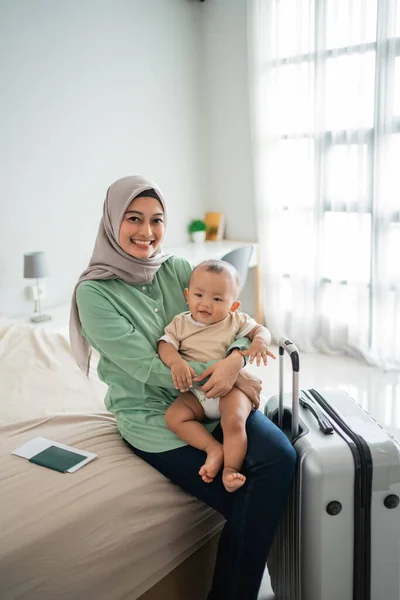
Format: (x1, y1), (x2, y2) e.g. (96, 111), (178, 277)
(0, 319), (223, 600)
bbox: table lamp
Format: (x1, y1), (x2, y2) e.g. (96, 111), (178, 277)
(23, 251), (51, 322)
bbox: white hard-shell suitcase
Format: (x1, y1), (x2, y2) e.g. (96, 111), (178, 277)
(264, 338), (400, 600)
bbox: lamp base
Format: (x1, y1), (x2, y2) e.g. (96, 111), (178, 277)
(30, 314), (52, 323)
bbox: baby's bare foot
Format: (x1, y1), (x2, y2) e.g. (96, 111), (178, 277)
(199, 443), (224, 483)
(222, 467), (246, 492)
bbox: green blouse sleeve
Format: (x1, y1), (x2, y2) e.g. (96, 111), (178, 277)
(76, 282), (216, 390)
(227, 337), (251, 354)
(227, 336), (251, 366)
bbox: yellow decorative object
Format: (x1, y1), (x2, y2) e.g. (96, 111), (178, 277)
(204, 212), (225, 241)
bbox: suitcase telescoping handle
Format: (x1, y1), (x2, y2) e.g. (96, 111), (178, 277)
(278, 337), (299, 441)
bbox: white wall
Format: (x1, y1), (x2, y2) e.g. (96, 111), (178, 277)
(0, 0), (204, 315)
(200, 0), (257, 315)
(200, 0), (256, 242)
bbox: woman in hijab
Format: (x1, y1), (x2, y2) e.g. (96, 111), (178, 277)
(70, 175), (296, 600)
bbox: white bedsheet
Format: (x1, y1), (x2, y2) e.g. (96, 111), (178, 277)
(0, 318), (106, 423)
(0, 320), (223, 600)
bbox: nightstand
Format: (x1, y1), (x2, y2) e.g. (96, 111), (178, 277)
(11, 304), (70, 337)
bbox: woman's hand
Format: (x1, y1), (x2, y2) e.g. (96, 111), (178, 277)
(193, 350), (244, 398)
(234, 370), (262, 410)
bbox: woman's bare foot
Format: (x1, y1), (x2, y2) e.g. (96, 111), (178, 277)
(199, 443), (224, 483)
(222, 467), (246, 492)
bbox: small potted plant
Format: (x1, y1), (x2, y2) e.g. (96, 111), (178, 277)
(188, 219), (207, 244)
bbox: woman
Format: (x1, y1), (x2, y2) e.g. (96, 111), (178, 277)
(70, 175), (296, 600)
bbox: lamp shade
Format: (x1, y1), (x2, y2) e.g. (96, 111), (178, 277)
(23, 251), (48, 279)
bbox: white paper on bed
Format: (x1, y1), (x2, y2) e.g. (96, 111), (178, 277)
(12, 437), (97, 472)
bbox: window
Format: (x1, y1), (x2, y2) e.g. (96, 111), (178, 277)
(254, 0), (400, 366)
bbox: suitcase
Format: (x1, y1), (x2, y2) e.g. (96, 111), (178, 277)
(264, 338), (400, 600)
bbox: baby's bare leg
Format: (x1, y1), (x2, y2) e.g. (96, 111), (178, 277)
(165, 393), (223, 483)
(219, 389), (253, 492)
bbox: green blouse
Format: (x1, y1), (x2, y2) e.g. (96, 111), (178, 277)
(76, 256), (250, 452)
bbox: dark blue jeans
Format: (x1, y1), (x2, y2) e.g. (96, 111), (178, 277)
(130, 409), (296, 600)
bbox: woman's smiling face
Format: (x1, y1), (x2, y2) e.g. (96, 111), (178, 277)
(119, 195), (165, 259)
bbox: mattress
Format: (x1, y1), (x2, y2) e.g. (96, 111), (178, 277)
(0, 320), (223, 600)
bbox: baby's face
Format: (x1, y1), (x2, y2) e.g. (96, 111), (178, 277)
(184, 268), (239, 325)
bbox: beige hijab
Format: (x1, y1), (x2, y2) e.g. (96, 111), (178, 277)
(70, 175), (170, 374)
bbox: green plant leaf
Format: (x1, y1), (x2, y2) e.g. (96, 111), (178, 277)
(188, 219), (207, 233)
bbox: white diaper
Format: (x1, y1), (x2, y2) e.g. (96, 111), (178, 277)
(191, 388), (221, 420)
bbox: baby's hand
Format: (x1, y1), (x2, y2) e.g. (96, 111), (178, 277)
(171, 358), (196, 392)
(240, 342), (276, 366)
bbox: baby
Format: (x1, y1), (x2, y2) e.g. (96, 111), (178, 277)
(158, 259), (275, 492)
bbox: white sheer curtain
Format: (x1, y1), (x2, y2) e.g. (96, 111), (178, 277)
(250, 0), (400, 371)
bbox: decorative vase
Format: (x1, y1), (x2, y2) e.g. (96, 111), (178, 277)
(191, 231), (206, 244)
